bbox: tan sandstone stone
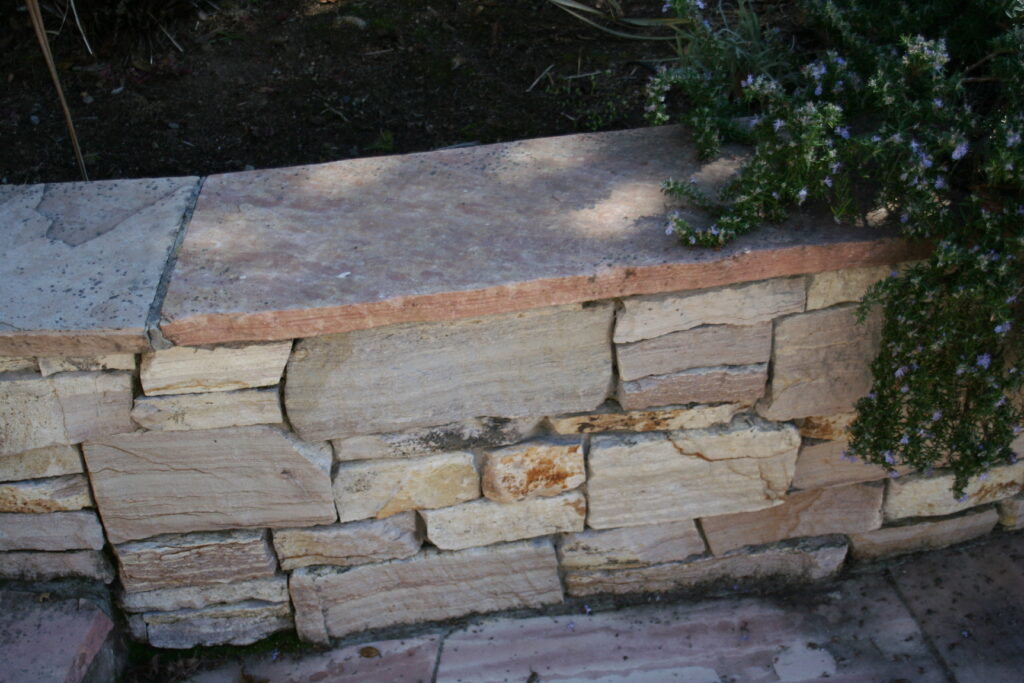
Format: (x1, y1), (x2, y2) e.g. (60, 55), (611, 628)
(797, 413), (858, 441)
(285, 303), (614, 441)
(565, 536), (848, 596)
(37, 354), (136, 376)
(617, 364), (767, 410)
(332, 417), (542, 461)
(586, 417), (799, 529)
(130, 388), (283, 431)
(884, 462), (1024, 520)
(143, 601), (293, 649)
(421, 491), (586, 550)
(272, 513), (422, 570)
(701, 484), (884, 555)
(289, 539), (562, 643)
(0, 550), (114, 583)
(757, 305), (882, 421)
(481, 438), (584, 503)
(114, 529), (278, 593)
(849, 507), (1000, 560)
(547, 403), (743, 434)
(84, 426), (335, 543)
(0, 357), (37, 374)
(0, 511), (105, 551)
(0, 445), (82, 483)
(806, 264), (892, 310)
(616, 322), (772, 381)
(0, 475), (93, 513)
(557, 521), (706, 571)
(139, 341), (292, 396)
(120, 576), (289, 613)
(333, 451), (479, 523)
(792, 440), (891, 490)
(614, 277), (806, 344)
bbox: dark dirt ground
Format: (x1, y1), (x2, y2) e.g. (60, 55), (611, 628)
(1, 0), (675, 185)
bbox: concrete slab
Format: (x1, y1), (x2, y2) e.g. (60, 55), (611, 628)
(0, 177), (199, 356)
(890, 531), (1024, 683)
(435, 573), (946, 682)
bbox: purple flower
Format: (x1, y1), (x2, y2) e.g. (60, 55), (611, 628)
(1008, 132), (1021, 146)
(900, 384), (910, 393)
(952, 142), (969, 160)
(933, 98), (944, 108)
(888, 470), (901, 479)
(931, 410), (942, 422)
(895, 366), (908, 378)
(899, 435), (910, 445)
(957, 493), (970, 503)
(773, 119), (786, 132)
(797, 187), (808, 203)
(695, 0), (705, 8)
(662, 0), (673, 12)
(823, 176), (833, 188)
(976, 353), (992, 369)
(979, 473), (989, 481)
(883, 450), (897, 464)
(835, 126), (850, 139)
(741, 73), (754, 88)
(934, 176), (946, 190)
(814, 85), (823, 96)
(995, 322), (1012, 334)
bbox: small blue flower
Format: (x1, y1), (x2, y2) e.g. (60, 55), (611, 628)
(934, 176), (946, 190)
(797, 187), (808, 203)
(773, 119), (786, 132)
(884, 450), (896, 464)
(835, 126), (850, 139)
(895, 366), (908, 378)
(976, 353), (992, 369)
(996, 322), (1012, 334)
(823, 176), (833, 188)
(888, 470), (900, 479)
(931, 410), (942, 422)
(814, 85), (823, 96)
(899, 435), (910, 445)
(952, 142), (969, 160)
(957, 493), (970, 503)
(900, 213), (910, 223)
(933, 98), (944, 108)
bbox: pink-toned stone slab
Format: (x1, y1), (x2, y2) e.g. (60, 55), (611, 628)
(160, 127), (927, 346)
(0, 177), (200, 356)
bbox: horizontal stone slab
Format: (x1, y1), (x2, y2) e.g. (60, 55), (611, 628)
(130, 387), (283, 431)
(884, 463), (1024, 520)
(546, 403), (743, 434)
(120, 576), (288, 613)
(332, 417), (542, 461)
(290, 539), (562, 643)
(84, 426), (336, 543)
(616, 322), (772, 381)
(142, 600), (293, 649)
(849, 507), (1000, 561)
(617, 364), (767, 410)
(792, 440), (892, 490)
(0, 357), (37, 374)
(0, 177), (199, 356)
(0, 445), (83, 483)
(806, 264), (892, 310)
(139, 342), (292, 396)
(557, 521), (706, 571)
(37, 354), (136, 377)
(0, 511), (105, 551)
(481, 437), (585, 503)
(0, 550), (114, 583)
(797, 413), (858, 441)
(0, 475), (93, 513)
(272, 513), (422, 571)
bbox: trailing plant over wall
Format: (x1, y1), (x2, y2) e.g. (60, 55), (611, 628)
(646, 0), (1023, 494)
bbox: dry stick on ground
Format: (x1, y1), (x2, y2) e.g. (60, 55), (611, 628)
(26, 0), (89, 180)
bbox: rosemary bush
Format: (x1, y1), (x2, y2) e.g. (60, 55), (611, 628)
(651, 0), (1023, 494)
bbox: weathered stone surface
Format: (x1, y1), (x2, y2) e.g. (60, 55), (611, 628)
(558, 521), (706, 571)
(482, 437), (584, 503)
(289, 539), (562, 643)
(421, 491), (586, 550)
(84, 426), (335, 543)
(701, 484), (884, 555)
(287, 303), (613, 440)
(0, 372), (133, 455)
(114, 529), (278, 593)
(615, 277), (806, 344)
(272, 513), (422, 570)
(884, 462), (1024, 520)
(0, 550), (114, 583)
(806, 264), (891, 310)
(792, 439), (891, 490)
(997, 494), (1024, 529)
(143, 601), (292, 649)
(586, 418), (799, 529)
(849, 508), (999, 561)
(565, 536), (848, 596)
(0, 445), (82, 482)
(0, 475), (93, 513)
(130, 387), (283, 431)
(120, 576), (288, 613)
(333, 451), (479, 523)
(0, 177), (199, 356)
(758, 305), (882, 421)
(37, 354), (136, 376)
(0, 357), (36, 374)
(797, 413), (857, 441)
(332, 416), (542, 461)
(616, 322), (771, 381)
(140, 342), (292, 396)
(0, 511), (105, 551)
(547, 403), (743, 434)
(618, 364), (767, 410)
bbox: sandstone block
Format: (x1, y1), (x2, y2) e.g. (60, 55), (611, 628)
(884, 462), (1024, 520)
(758, 305), (882, 421)
(0, 550), (114, 583)
(565, 535), (848, 596)
(421, 491), (586, 550)
(38, 354), (136, 376)
(289, 539), (562, 643)
(272, 513), (422, 570)
(615, 277), (805, 344)
(139, 341), (292, 396)
(997, 495), (1023, 530)
(547, 403), (743, 434)
(332, 416), (542, 461)
(143, 601), (293, 649)
(618, 364), (766, 410)
(482, 438), (584, 503)
(0, 445), (82, 483)
(130, 387), (283, 431)
(114, 529), (278, 593)
(849, 508), (999, 561)
(557, 521), (706, 571)
(0, 475), (93, 513)
(806, 264), (891, 310)
(333, 451), (479, 523)
(616, 322), (771, 381)
(285, 303), (614, 440)
(121, 576), (288, 613)
(84, 426), (335, 543)
(792, 440), (890, 490)
(701, 484), (883, 555)
(0, 372), (133, 455)
(0, 511), (105, 551)
(0, 357), (37, 374)
(797, 413), (857, 441)
(586, 417), (798, 529)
